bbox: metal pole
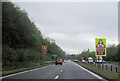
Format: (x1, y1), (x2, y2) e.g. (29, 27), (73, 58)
(111, 65), (112, 71)
(116, 67), (117, 73)
(98, 56), (99, 68)
(44, 54), (45, 64)
(102, 56), (103, 69)
(27, 48), (28, 61)
(26, 46), (28, 61)
(106, 65), (107, 70)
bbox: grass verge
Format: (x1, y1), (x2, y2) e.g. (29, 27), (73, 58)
(75, 62), (120, 81)
(2, 62), (54, 76)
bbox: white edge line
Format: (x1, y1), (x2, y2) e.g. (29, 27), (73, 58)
(0, 64), (52, 79)
(73, 62), (105, 80)
(55, 75), (59, 79)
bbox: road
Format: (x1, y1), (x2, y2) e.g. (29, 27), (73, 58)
(2, 60), (106, 81)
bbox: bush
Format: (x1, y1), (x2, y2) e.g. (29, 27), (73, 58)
(2, 45), (52, 67)
(2, 45), (18, 66)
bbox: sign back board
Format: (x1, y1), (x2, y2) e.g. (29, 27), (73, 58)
(42, 45), (47, 54)
(95, 38), (106, 56)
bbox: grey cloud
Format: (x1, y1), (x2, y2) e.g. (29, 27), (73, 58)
(16, 2), (118, 54)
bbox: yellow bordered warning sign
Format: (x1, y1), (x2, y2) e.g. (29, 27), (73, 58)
(95, 38), (106, 56)
(42, 45), (47, 54)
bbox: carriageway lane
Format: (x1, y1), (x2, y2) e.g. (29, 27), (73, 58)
(2, 60), (105, 81)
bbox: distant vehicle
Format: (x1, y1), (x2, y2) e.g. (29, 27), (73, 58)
(95, 56), (105, 63)
(88, 57), (93, 63)
(81, 57), (84, 61)
(64, 60), (67, 63)
(74, 59), (79, 62)
(82, 60), (85, 63)
(55, 59), (63, 65)
(96, 60), (105, 63)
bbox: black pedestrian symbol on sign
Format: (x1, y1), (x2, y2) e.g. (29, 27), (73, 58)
(96, 39), (105, 48)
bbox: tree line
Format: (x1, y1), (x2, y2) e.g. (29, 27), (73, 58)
(2, 2), (65, 67)
(67, 44), (120, 61)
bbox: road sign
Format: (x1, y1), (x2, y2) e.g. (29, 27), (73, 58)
(96, 39), (105, 48)
(42, 45), (47, 54)
(95, 38), (106, 56)
(26, 46), (28, 49)
(51, 55), (57, 60)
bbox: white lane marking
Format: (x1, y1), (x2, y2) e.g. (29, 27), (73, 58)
(53, 69), (63, 81)
(0, 65), (52, 79)
(73, 62), (106, 80)
(55, 75), (59, 79)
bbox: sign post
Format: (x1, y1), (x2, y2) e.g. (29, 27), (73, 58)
(51, 55), (57, 60)
(26, 46), (29, 61)
(95, 38), (106, 68)
(42, 45), (47, 64)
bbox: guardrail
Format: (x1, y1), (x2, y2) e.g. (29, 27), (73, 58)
(93, 63), (118, 73)
(43, 61), (55, 64)
(79, 61), (119, 73)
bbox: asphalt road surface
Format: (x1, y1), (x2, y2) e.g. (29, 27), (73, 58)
(2, 60), (106, 81)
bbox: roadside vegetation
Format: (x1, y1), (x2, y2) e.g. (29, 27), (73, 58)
(2, 2), (65, 74)
(2, 62), (53, 76)
(75, 62), (120, 81)
(67, 44), (120, 65)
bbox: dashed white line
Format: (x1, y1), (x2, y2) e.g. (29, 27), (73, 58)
(55, 75), (59, 79)
(53, 69), (63, 81)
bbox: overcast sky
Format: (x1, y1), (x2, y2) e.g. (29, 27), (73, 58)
(14, 2), (118, 54)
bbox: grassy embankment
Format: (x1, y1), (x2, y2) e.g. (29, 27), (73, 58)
(75, 62), (120, 81)
(2, 62), (54, 76)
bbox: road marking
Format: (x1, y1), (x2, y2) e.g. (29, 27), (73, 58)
(53, 69), (63, 81)
(55, 75), (59, 79)
(0, 65), (52, 79)
(73, 62), (107, 81)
